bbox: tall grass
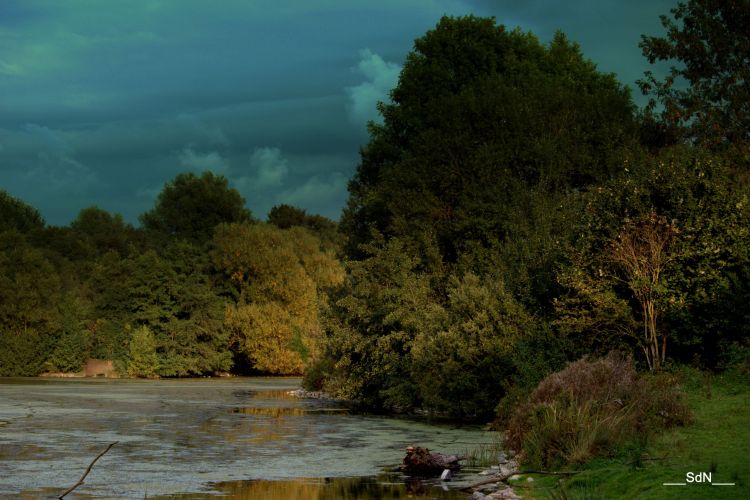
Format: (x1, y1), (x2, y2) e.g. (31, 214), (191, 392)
(505, 353), (690, 469)
(463, 438), (505, 467)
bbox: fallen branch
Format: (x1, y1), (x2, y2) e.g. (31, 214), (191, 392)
(463, 469), (580, 491)
(59, 441), (118, 499)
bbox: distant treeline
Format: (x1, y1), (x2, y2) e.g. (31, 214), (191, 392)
(2, 8), (749, 423)
(0, 176), (344, 378)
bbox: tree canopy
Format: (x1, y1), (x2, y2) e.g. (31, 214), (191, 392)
(639, 0), (750, 153)
(0, 190), (45, 234)
(342, 16), (637, 265)
(139, 171), (251, 244)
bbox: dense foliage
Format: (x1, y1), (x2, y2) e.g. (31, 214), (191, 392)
(0, 178), (340, 378)
(309, 14), (750, 419)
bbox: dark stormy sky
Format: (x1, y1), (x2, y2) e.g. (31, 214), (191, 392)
(0, 0), (676, 226)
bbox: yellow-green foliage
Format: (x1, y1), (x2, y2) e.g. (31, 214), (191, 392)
(213, 222), (344, 375)
(127, 325), (159, 378)
(224, 302), (303, 375)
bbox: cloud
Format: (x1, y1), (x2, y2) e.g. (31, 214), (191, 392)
(19, 123), (98, 193)
(345, 49), (401, 126)
(234, 147), (289, 192)
(280, 172), (348, 213)
(178, 147), (229, 174)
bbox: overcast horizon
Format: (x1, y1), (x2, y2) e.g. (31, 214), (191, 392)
(0, 0), (676, 226)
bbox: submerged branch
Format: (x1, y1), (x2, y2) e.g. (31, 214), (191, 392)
(59, 441), (118, 499)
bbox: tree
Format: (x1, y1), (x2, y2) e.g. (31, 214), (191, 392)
(140, 171), (251, 244)
(267, 204), (343, 253)
(608, 211), (679, 371)
(70, 206), (139, 258)
(267, 204), (309, 229)
(127, 325), (159, 378)
(639, 0), (750, 153)
(212, 222), (344, 374)
(554, 147), (750, 368)
(86, 243), (232, 376)
(342, 16), (637, 264)
(0, 190), (44, 233)
(0, 232), (61, 375)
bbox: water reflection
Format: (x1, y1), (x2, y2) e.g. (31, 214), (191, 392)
(158, 476), (465, 499)
(233, 406), (350, 417)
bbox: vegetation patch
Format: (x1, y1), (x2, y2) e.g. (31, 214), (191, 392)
(505, 353), (690, 469)
(519, 369), (749, 499)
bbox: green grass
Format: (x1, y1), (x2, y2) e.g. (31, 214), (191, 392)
(518, 369), (750, 499)
(463, 437), (505, 467)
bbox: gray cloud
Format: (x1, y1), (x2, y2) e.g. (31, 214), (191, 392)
(345, 49), (402, 126)
(235, 147), (289, 192)
(178, 148), (230, 175)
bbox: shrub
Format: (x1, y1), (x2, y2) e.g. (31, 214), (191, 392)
(505, 353), (689, 468)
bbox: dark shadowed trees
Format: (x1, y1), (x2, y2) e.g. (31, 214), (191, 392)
(639, 0), (750, 154)
(0, 190), (45, 233)
(140, 171), (251, 244)
(342, 16), (638, 267)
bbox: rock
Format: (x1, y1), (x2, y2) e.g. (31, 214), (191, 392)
(487, 488), (522, 499)
(509, 474), (522, 481)
(526, 476), (534, 483)
(440, 469), (452, 481)
(470, 492), (486, 499)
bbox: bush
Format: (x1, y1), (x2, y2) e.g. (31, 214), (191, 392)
(505, 353), (690, 468)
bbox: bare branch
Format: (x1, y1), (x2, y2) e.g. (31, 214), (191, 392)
(59, 441), (118, 499)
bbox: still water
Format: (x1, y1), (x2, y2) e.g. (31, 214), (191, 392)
(0, 378), (493, 498)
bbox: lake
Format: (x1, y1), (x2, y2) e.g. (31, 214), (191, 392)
(0, 377), (494, 498)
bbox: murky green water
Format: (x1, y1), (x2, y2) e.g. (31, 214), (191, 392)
(0, 378), (494, 498)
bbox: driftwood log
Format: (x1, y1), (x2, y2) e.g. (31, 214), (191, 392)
(400, 446), (464, 476)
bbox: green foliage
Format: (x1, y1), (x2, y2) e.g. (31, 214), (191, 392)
(342, 16), (637, 263)
(0, 232), (61, 375)
(268, 204), (343, 253)
(0, 190), (45, 233)
(410, 273), (533, 418)
(555, 147), (750, 368)
(639, 0), (750, 154)
(140, 171), (252, 244)
(127, 325), (159, 378)
(87, 242), (232, 376)
(315, 235), (532, 418)
(46, 296), (88, 373)
(315, 236), (443, 409)
(70, 206), (140, 258)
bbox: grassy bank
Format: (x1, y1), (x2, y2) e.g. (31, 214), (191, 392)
(516, 369), (749, 499)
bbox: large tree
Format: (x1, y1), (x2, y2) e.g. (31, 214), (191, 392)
(639, 0), (750, 153)
(342, 16), (637, 265)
